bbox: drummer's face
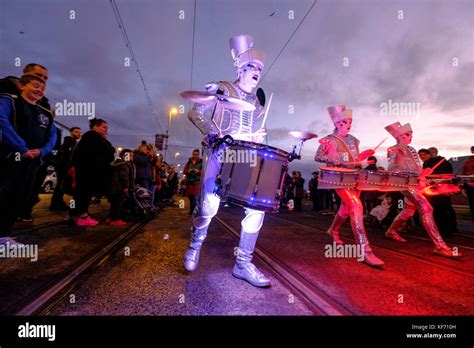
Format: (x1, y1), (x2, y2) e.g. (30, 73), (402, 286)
(398, 131), (413, 145)
(239, 62), (263, 90)
(335, 118), (352, 136)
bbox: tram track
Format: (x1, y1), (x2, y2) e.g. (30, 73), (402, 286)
(298, 212), (474, 249)
(453, 232), (474, 239)
(214, 216), (354, 316)
(12, 207), (109, 237)
(5, 204), (470, 316)
(3, 221), (149, 316)
(396, 234), (474, 251)
(266, 214), (474, 279)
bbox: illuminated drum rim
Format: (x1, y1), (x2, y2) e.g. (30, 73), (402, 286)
(379, 170), (419, 178)
(426, 174), (455, 179)
(228, 139), (290, 157)
(357, 170), (418, 189)
(320, 166), (358, 173)
(318, 179), (356, 186)
(319, 166), (357, 186)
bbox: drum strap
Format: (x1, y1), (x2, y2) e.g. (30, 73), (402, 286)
(396, 145), (421, 172)
(407, 146), (422, 168)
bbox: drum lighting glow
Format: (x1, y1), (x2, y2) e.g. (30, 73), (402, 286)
(249, 196), (272, 204)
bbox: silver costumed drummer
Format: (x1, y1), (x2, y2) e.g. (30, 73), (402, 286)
(184, 35), (271, 287)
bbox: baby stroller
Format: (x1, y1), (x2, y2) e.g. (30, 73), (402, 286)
(367, 192), (406, 231)
(123, 187), (156, 221)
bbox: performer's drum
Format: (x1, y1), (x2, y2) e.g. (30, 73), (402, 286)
(356, 170), (386, 191)
(458, 175), (474, 187)
(421, 174), (462, 196)
(380, 171), (419, 191)
(422, 183), (461, 196)
(318, 167), (358, 189)
(214, 140), (289, 213)
(356, 170), (418, 191)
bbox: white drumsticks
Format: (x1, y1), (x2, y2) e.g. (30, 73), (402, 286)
(373, 137), (387, 152)
(261, 93), (273, 129)
(430, 157), (446, 171)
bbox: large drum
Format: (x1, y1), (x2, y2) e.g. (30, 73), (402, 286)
(357, 170), (419, 191)
(458, 175), (474, 187)
(214, 140), (289, 212)
(356, 170), (386, 191)
(421, 174), (462, 196)
(318, 167), (358, 189)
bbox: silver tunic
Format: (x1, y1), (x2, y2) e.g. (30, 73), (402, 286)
(314, 133), (361, 168)
(188, 81), (265, 141)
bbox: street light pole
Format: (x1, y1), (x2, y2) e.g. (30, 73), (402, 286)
(164, 108), (177, 162)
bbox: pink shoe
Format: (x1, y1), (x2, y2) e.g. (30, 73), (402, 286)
(434, 246), (463, 259)
(327, 229), (344, 245)
(110, 219), (127, 226)
(76, 215), (99, 227)
(362, 251), (385, 268)
(385, 230), (407, 243)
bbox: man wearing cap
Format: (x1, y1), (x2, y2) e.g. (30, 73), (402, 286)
(383, 122), (461, 259)
(184, 35), (271, 287)
(315, 105), (384, 267)
(308, 171), (321, 212)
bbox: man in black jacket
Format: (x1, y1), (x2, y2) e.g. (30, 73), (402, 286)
(418, 148), (458, 237)
(308, 172), (320, 212)
(133, 144), (154, 190)
(50, 127), (82, 210)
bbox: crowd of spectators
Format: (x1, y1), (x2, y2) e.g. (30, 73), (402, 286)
(0, 63), (183, 245)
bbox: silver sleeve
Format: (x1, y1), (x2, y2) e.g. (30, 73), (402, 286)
(187, 102), (219, 135)
(314, 143), (328, 163)
(314, 141), (341, 166)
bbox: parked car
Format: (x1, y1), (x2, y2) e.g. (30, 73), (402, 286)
(42, 167), (57, 193)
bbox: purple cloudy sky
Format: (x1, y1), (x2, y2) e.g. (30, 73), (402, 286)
(1, 0), (473, 179)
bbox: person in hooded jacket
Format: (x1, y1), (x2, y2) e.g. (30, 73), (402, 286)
(109, 149), (135, 226)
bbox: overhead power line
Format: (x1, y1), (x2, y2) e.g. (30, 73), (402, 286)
(187, 0), (198, 146)
(260, 0), (318, 83)
(109, 0), (165, 133)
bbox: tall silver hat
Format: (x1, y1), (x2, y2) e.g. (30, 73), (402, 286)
(385, 122), (413, 138)
(327, 105), (353, 124)
(229, 34), (265, 68)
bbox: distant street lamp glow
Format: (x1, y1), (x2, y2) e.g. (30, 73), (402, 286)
(165, 107), (179, 161)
